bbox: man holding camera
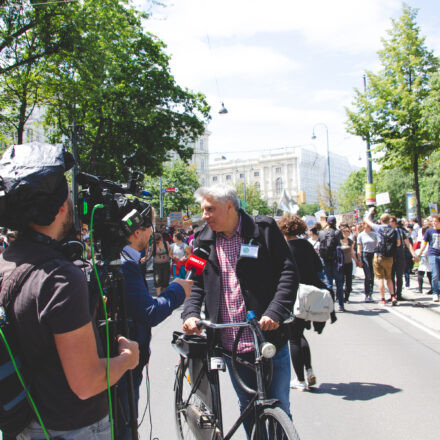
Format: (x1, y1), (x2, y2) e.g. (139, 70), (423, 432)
(0, 143), (139, 439)
(118, 208), (193, 439)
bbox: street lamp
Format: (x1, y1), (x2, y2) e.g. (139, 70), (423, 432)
(311, 123), (333, 213)
(219, 102), (228, 114)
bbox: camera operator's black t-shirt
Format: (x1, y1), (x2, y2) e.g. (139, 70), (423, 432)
(0, 239), (108, 431)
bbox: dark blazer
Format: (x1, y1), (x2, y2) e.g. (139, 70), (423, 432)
(182, 210), (299, 347)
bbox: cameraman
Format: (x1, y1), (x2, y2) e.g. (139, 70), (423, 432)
(0, 144), (139, 439)
(118, 211), (193, 439)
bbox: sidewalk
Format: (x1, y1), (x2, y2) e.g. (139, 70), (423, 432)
(352, 267), (440, 334)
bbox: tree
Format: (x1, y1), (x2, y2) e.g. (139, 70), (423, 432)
(144, 160), (201, 217)
(235, 182), (271, 215)
(0, 1), (210, 180)
(42, 0), (209, 180)
(296, 203), (320, 217)
(422, 71), (440, 146)
(0, 0), (76, 75)
(346, 5), (439, 222)
(336, 168), (369, 213)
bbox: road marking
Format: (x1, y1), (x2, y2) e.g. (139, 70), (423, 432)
(386, 307), (440, 341)
(375, 314), (403, 333)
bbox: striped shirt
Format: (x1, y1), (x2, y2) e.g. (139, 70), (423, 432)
(216, 216), (254, 353)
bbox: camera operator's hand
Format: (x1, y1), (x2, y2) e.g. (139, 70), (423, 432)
(171, 278), (194, 299)
(183, 317), (202, 335)
(117, 335), (139, 370)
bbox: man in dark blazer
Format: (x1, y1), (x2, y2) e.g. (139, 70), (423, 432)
(182, 184), (298, 437)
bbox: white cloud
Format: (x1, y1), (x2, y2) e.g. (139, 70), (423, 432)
(146, 0), (402, 53)
(167, 43), (300, 85)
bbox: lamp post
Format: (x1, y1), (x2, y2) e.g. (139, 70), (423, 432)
(363, 74), (375, 206)
(311, 123), (333, 214)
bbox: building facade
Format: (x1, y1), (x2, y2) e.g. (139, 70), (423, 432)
(208, 147), (358, 212)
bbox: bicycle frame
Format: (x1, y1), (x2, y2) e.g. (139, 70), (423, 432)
(173, 311), (278, 440)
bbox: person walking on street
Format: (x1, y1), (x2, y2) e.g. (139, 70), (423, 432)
(318, 216), (345, 311)
(152, 232), (172, 296)
(417, 227), (432, 294)
(416, 214), (440, 302)
(340, 225), (361, 303)
(364, 208), (400, 306)
(390, 216), (416, 300)
(357, 222), (377, 302)
(278, 214), (336, 391)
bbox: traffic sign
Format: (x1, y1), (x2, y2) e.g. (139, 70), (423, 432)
(162, 187), (178, 193)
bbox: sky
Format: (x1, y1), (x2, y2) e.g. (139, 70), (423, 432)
(135, 0), (440, 167)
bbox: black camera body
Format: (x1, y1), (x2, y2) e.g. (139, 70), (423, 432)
(77, 172), (152, 262)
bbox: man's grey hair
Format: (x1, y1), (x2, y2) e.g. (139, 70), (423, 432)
(194, 184), (240, 211)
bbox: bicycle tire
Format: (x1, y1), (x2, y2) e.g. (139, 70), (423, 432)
(174, 357), (221, 440)
(251, 407), (301, 440)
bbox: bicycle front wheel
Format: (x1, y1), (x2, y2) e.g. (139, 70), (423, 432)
(174, 358), (220, 440)
(251, 407), (301, 440)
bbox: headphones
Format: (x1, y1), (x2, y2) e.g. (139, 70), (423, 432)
(24, 230), (84, 262)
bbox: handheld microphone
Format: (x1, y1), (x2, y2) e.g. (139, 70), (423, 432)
(185, 246), (210, 280)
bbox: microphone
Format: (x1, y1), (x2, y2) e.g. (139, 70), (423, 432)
(185, 246), (210, 280)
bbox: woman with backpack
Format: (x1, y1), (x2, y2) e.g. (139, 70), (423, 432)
(278, 214), (336, 391)
(152, 232), (172, 296)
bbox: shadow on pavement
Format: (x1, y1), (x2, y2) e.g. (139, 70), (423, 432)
(343, 308), (388, 316)
(311, 382), (401, 401)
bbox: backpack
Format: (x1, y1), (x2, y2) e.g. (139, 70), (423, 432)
(318, 228), (339, 261)
(294, 283), (334, 322)
(377, 226), (397, 257)
(0, 260), (50, 436)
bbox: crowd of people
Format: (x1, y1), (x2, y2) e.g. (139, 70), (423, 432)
(2, 141), (438, 440)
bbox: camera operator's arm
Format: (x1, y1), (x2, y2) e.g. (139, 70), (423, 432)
(54, 322), (139, 400)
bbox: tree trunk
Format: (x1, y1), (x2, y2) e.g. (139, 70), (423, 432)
(413, 151), (422, 224)
(17, 91), (27, 144)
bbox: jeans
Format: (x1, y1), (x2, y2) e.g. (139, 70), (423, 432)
(17, 416), (110, 440)
(223, 344), (291, 438)
(323, 261), (344, 307)
(361, 252), (375, 296)
(117, 364), (144, 440)
(343, 262), (353, 300)
(428, 255), (440, 295)
(392, 250), (405, 299)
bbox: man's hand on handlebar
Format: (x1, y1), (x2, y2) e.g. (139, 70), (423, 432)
(259, 315), (279, 331)
(183, 317), (203, 335)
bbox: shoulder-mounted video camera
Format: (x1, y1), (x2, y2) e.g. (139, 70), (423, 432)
(77, 171), (152, 262)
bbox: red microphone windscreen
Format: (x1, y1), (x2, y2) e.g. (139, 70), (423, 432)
(185, 254), (207, 276)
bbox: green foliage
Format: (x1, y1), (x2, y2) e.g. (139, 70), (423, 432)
(422, 71), (440, 146)
(0, 0), (210, 180)
(235, 182), (271, 216)
(144, 160), (201, 217)
(345, 5), (440, 220)
(296, 203), (320, 217)
(337, 168), (370, 213)
(335, 163), (440, 218)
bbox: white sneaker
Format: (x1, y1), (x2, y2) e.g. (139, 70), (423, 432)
(290, 379), (308, 391)
(433, 295), (440, 303)
(306, 368), (316, 386)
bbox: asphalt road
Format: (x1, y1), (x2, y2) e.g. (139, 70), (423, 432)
(2, 270), (439, 440)
(140, 272), (440, 440)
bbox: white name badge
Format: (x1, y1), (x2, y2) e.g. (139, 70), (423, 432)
(240, 244), (259, 258)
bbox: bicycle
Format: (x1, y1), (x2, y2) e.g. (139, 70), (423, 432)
(171, 311), (300, 440)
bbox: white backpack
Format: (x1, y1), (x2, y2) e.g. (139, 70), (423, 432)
(294, 284), (334, 322)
